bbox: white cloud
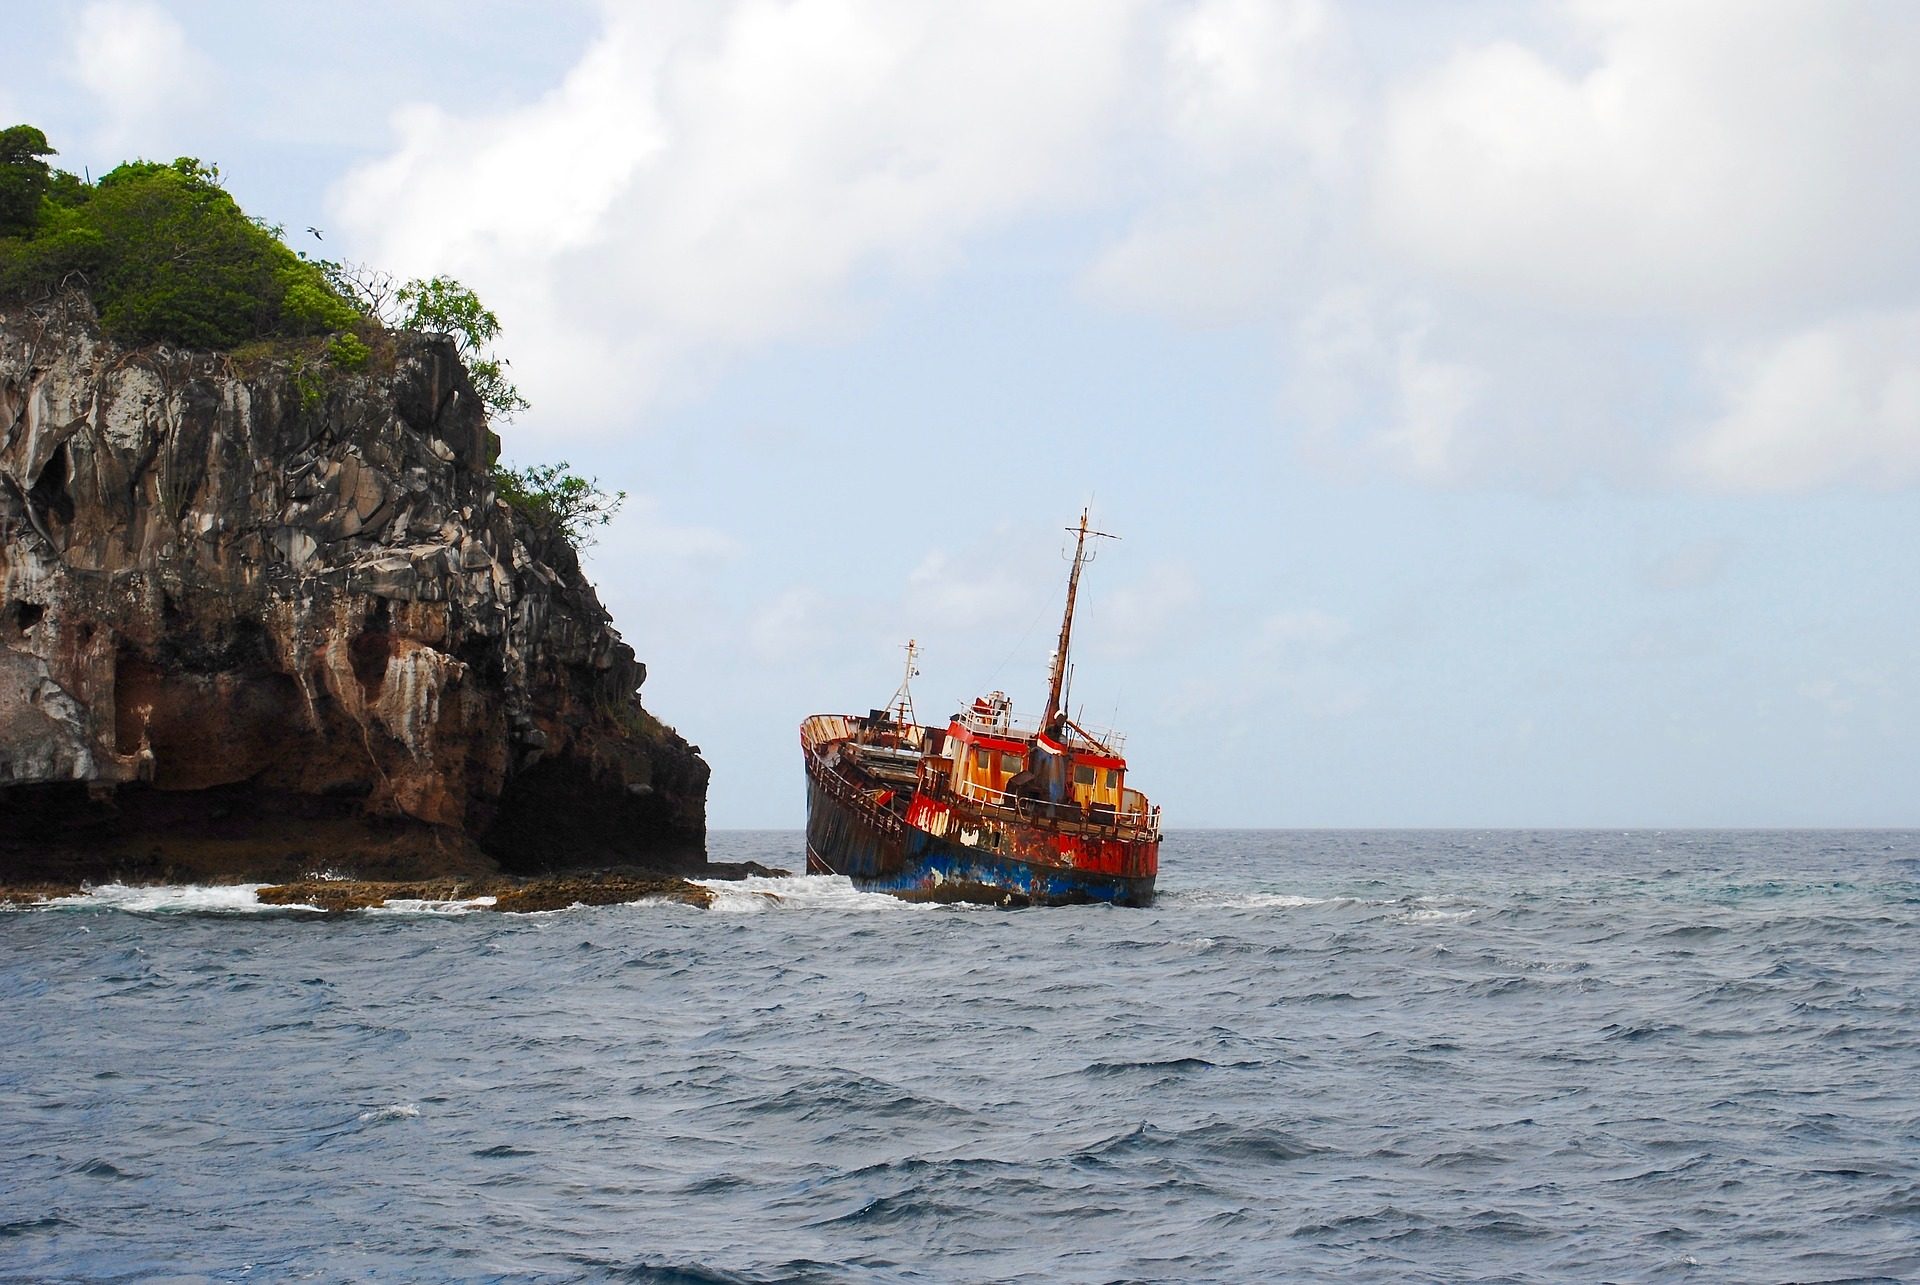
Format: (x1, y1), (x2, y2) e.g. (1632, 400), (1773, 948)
(332, 0), (1145, 436)
(1797, 669), (1900, 739)
(1085, 0), (1350, 322)
(66, 2), (211, 151)
(324, 0), (1920, 494)
(1168, 607), (1365, 724)
(1162, 0), (1348, 169)
(1258, 607), (1350, 653)
(1086, 189), (1318, 325)
(1377, 321), (1486, 485)
(1373, 1), (1920, 320)
(1677, 309), (1920, 491)
(1081, 558), (1204, 662)
(904, 542), (1049, 637)
(1087, 1), (1920, 493)
(748, 585), (834, 662)
(1293, 290), (1489, 485)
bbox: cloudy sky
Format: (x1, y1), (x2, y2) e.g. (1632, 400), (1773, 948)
(10, 0), (1918, 826)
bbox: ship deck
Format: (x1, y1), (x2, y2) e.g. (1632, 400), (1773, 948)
(800, 713), (1161, 846)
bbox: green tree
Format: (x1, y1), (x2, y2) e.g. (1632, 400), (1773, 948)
(84, 158), (358, 347)
(0, 148), (362, 348)
(492, 460), (625, 545)
(397, 274), (529, 421)
(0, 125), (55, 235)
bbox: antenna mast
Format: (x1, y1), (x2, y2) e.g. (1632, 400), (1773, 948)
(1043, 508), (1116, 729)
(887, 638), (921, 726)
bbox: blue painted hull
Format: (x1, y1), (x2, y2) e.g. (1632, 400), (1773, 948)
(858, 835), (1155, 906)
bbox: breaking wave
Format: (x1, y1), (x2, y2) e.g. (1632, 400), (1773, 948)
(694, 873), (985, 915)
(30, 883), (322, 916)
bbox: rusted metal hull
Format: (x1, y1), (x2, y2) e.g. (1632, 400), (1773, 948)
(815, 825), (1157, 906)
(804, 770), (907, 880)
(803, 722), (1157, 908)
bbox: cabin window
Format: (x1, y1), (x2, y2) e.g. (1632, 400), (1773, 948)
(1073, 765), (1096, 787)
(1105, 770), (1119, 788)
(1000, 752), (1024, 775)
(972, 748), (989, 770)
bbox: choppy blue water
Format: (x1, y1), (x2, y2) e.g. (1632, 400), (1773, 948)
(3, 831), (1918, 1283)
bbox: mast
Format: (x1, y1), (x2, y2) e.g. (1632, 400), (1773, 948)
(1043, 508), (1115, 729)
(887, 638), (920, 726)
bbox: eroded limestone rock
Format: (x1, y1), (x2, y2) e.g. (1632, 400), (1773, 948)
(0, 293), (707, 882)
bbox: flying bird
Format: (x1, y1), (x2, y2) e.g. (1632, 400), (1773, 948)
(306, 226), (323, 240)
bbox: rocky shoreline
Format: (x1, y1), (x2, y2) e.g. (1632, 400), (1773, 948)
(0, 861), (790, 912)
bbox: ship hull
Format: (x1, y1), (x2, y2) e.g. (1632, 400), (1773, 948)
(804, 760), (1156, 908)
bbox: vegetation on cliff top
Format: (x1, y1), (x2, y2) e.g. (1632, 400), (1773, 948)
(0, 127), (356, 350)
(0, 124), (622, 545)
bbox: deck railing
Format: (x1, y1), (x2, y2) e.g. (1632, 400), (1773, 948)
(956, 707), (1040, 737)
(947, 777), (1161, 841)
(803, 722), (907, 837)
(955, 709), (1127, 756)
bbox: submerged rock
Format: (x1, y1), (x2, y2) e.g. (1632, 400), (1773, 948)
(487, 873), (713, 913)
(0, 292), (708, 882)
(254, 873), (716, 913)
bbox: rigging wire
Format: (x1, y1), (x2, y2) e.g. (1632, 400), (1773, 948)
(981, 591), (1054, 693)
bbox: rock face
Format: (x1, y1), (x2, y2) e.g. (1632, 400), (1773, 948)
(0, 292), (707, 882)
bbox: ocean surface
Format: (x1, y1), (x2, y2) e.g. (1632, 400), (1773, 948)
(3, 830), (1918, 1283)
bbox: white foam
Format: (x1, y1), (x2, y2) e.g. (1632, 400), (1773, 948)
(1155, 889), (1327, 911)
(1230, 892), (1324, 910)
(361, 896), (497, 916)
(1395, 906), (1479, 924)
(694, 874), (921, 915)
(622, 894), (709, 910)
(35, 883), (325, 915)
(357, 1103), (419, 1122)
(1390, 895), (1485, 924)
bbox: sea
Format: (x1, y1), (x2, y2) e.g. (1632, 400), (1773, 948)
(3, 830), (1917, 1283)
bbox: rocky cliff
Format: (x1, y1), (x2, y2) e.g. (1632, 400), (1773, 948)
(0, 292), (707, 883)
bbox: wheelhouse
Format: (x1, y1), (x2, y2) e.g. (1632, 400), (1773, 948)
(933, 692), (1154, 837)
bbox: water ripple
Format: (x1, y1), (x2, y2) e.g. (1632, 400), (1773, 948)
(2, 829), (1916, 1281)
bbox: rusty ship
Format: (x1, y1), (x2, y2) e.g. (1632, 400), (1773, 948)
(800, 509), (1161, 907)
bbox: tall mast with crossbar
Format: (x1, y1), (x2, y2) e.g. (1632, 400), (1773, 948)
(887, 638), (919, 726)
(1043, 507), (1116, 730)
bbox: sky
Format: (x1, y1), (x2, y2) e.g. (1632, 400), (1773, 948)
(7, 0), (1918, 827)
